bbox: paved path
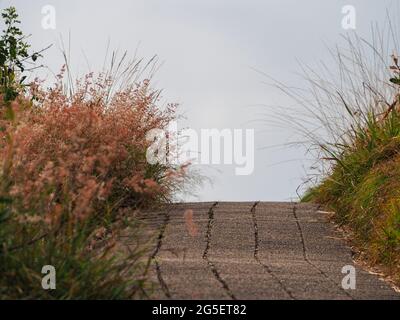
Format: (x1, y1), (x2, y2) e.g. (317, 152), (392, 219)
(141, 202), (399, 300)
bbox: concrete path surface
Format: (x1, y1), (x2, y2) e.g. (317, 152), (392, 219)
(141, 202), (399, 300)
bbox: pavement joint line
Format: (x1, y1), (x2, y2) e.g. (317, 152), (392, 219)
(144, 202), (400, 299)
(149, 208), (172, 299)
(203, 202), (237, 300)
(292, 203), (354, 300)
(154, 260), (171, 299)
(250, 201), (296, 300)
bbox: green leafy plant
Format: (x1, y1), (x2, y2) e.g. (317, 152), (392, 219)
(0, 5), (188, 298)
(283, 25), (400, 283)
(390, 54), (400, 86)
(0, 6), (42, 103)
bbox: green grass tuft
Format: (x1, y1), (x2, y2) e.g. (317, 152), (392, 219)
(305, 111), (400, 283)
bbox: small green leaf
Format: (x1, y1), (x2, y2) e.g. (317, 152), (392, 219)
(390, 77), (400, 85)
(19, 75), (27, 84)
(0, 196), (12, 204)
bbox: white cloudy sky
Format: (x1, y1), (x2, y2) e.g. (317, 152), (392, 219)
(2, 0), (398, 201)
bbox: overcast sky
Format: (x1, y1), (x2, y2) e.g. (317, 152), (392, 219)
(2, 0), (398, 201)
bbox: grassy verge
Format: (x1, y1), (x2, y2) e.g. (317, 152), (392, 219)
(0, 200), (150, 299)
(303, 110), (400, 284)
(268, 15), (400, 285)
(0, 6), (186, 299)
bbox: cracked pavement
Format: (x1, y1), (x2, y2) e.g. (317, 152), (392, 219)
(140, 202), (400, 300)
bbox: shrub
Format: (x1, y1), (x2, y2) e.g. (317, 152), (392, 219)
(0, 6), (43, 103)
(2, 72), (184, 224)
(270, 19), (400, 283)
(0, 69), (186, 298)
(0, 6), (186, 299)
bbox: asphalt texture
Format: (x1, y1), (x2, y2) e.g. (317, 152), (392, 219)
(140, 202), (399, 300)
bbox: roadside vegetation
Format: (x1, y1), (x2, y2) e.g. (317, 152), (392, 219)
(0, 6), (186, 298)
(302, 70), (400, 284)
(280, 22), (400, 284)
